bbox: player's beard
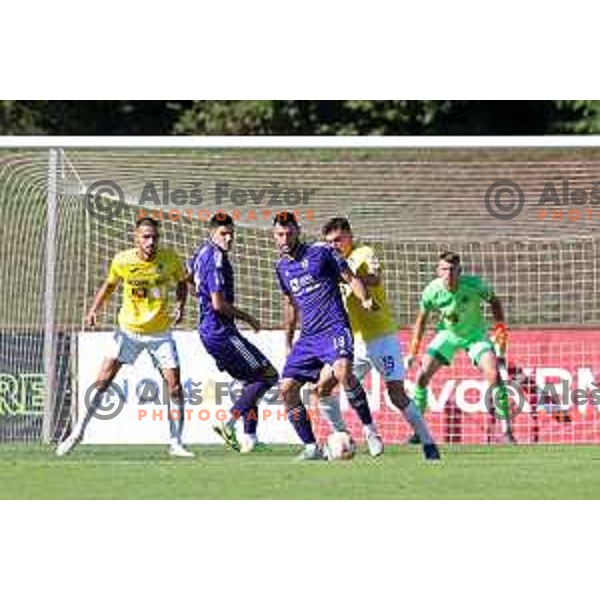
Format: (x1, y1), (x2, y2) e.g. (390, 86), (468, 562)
(139, 245), (157, 260)
(283, 239), (300, 257)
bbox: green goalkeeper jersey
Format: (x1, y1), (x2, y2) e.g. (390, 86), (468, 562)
(419, 274), (495, 338)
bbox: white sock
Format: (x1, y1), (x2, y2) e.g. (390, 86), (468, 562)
(168, 395), (184, 446)
(70, 418), (84, 439)
(363, 422), (378, 435)
(402, 401), (434, 445)
(320, 396), (347, 432)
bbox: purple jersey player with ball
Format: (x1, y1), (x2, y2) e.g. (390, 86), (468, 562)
(273, 212), (383, 460)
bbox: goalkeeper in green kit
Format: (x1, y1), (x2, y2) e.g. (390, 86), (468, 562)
(404, 251), (516, 443)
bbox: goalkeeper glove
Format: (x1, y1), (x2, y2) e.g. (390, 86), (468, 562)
(492, 322), (508, 355)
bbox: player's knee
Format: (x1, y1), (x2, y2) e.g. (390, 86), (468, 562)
(281, 392), (296, 408)
(479, 357), (498, 382)
(332, 357), (352, 378)
(278, 380), (297, 407)
(483, 367), (498, 383)
(479, 350), (496, 367)
(317, 379), (336, 397)
(279, 379), (292, 395)
(387, 381), (410, 409)
(334, 367), (353, 387)
(96, 360), (121, 391)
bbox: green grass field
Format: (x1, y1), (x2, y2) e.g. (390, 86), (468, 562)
(1, 444), (600, 499)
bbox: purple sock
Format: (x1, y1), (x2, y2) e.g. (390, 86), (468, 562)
(346, 383), (373, 425)
(287, 403), (316, 444)
(244, 404), (259, 434)
(232, 380), (272, 433)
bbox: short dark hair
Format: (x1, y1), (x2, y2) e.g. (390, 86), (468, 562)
(209, 213), (235, 228)
(439, 251), (461, 265)
(135, 217), (159, 230)
(272, 211), (299, 228)
(322, 217), (351, 236)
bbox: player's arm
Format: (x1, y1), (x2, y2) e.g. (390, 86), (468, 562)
(478, 276), (508, 354)
(86, 256), (122, 327)
(358, 250), (383, 287)
(184, 255), (199, 298)
(173, 280), (188, 326)
(197, 250), (260, 331)
(326, 246), (376, 310)
(86, 279), (119, 327)
(282, 292), (298, 355)
(274, 266), (297, 353)
(171, 255), (189, 326)
(340, 266), (377, 311)
(489, 293), (508, 354)
(360, 272), (382, 287)
(404, 308), (429, 369)
(211, 292), (260, 332)
(184, 270), (198, 297)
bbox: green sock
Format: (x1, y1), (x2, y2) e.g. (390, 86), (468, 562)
(414, 386), (428, 415)
(494, 384), (510, 419)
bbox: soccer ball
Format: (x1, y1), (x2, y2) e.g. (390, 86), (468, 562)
(323, 431), (356, 461)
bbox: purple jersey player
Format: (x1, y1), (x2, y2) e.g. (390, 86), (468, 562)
(188, 214), (278, 453)
(272, 212), (383, 460)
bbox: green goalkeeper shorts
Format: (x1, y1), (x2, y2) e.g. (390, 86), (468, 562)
(426, 330), (494, 367)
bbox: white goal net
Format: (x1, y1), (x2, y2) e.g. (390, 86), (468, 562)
(2, 144), (600, 444)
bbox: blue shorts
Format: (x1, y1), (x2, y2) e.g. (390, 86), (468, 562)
(200, 330), (275, 383)
(282, 326), (354, 383)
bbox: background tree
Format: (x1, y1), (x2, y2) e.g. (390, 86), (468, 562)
(1, 100), (599, 135)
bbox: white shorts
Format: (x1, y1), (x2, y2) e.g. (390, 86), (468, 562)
(354, 333), (405, 382)
(108, 328), (180, 370)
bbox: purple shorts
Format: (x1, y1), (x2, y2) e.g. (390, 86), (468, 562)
(282, 326), (354, 383)
(201, 330), (275, 383)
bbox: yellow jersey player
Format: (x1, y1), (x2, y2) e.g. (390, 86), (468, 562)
(314, 218), (440, 460)
(56, 217), (193, 457)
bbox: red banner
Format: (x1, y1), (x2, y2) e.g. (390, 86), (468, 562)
(314, 329), (600, 445)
